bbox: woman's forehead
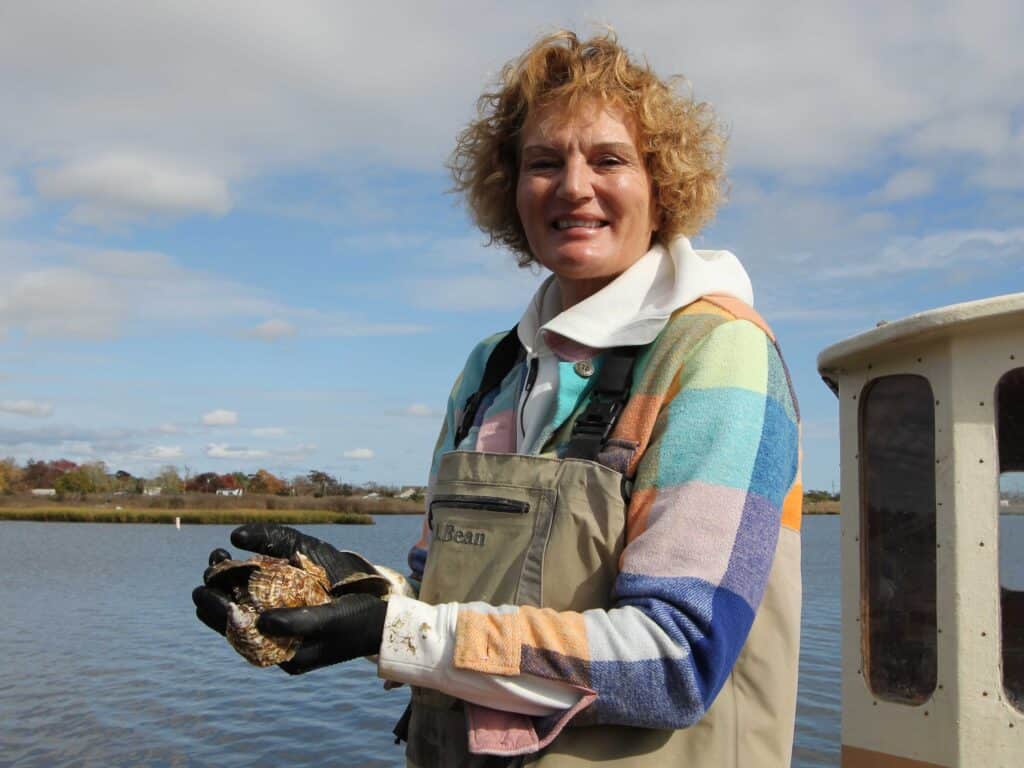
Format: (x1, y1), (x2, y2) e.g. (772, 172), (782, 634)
(521, 96), (638, 145)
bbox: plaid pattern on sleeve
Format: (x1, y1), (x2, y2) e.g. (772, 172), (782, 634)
(410, 298), (800, 734)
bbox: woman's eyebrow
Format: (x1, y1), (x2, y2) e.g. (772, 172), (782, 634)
(521, 141), (638, 156)
(521, 143), (558, 156)
(591, 141), (639, 158)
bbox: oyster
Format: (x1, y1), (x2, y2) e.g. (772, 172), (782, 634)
(331, 551), (416, 599)
(205, 552), (331, 667)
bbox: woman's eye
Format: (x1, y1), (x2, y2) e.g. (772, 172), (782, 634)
(596, 155), (624, 167)
(526, 159), (558, 171)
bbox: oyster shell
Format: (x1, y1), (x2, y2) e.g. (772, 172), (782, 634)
(205, 552), (331, 667)
(331, 551), (416, 599)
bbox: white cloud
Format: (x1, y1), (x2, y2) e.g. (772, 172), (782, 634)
(0, 399), (53, 418)
(0, 266), (124, 339)
(872, 169), (935, 203)
(0, 2), (1017, 196)
(206, 443), (269, 460)
(906, 111), (1011, 159)
(343, 448), (374, 460)
(252, 427), (286, 437)
(247, 318), (297, 341)
(820, 227), (1024, 279)
(405, 403), (435, 417)
(35, 151), (231, 226)
(144, 445), (184, 460)
(157, 423), (179, 434)
(202, 409), (239, 426)
(0, 241), (439, 342)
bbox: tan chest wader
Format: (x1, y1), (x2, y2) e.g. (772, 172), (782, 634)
(401, 327), (800, 768)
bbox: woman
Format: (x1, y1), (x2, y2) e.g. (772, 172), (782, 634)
(194, 30), (802, 767)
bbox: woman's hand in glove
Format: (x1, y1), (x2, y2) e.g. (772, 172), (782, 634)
(256, 592), (387, 675)
(227, 522), (379, 589)
(192, 523), (381, 645)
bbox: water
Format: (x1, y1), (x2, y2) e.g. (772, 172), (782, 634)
(0, 514), (983, 767)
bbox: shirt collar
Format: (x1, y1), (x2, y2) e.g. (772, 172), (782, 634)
(517, 236), (754, 358)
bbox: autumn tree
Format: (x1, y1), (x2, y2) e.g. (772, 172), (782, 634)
(0, 458), (22, 494)
(22, 459), (77, 489)
(307, 469), (337, 497)
(188, 472), (222, 493)
(249, 468), (286, 495)
(54, 462), (109, 497)
(153, 465), (184, 494)
(290, 474), (314, 496)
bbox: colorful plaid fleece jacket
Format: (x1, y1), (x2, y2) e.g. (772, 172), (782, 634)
(407, 294), (802, 734)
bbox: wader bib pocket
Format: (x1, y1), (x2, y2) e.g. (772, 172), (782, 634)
(422, 491), (548, 606)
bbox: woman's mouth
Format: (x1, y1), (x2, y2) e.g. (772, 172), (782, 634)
(552, 218), (608, 230)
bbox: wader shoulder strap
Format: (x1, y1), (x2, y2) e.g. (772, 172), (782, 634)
(563, 345), (642, 461)
(453, 326), (522, 447)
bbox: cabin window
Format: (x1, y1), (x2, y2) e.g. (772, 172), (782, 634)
(997, 366), (1024, 712)
(859, 374), (937, 704)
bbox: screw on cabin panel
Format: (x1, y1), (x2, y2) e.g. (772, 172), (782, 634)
(924, 711), (929, 717)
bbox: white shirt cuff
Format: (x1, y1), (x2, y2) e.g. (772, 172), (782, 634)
(377, 596), (581, 717)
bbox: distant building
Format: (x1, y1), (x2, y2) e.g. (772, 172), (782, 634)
(397, 488), (417, 500)
(31, 488), (57, 497)
(216, 488), (244, 497)
(143, 486), (162, 496)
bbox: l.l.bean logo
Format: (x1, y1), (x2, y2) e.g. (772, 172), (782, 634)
(438, 523), (486, 547)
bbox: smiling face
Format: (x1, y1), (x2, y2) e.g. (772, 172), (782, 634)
(516, 98), (658, 308)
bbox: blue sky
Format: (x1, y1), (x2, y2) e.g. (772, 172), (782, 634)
(1, 1), (1022, 490)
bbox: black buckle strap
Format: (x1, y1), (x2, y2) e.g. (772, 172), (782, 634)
(564, 346), (640, 461)
(454, 327), (522, 447)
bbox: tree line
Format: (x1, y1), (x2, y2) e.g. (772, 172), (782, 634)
(0, 457), (411, 499)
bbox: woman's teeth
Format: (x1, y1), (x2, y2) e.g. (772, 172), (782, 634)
(554, 219), (605, 230)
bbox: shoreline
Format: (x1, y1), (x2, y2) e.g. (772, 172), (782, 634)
(0, 507), (375, 525)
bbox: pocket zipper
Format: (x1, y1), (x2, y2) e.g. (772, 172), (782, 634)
(429, 494), (529, 530)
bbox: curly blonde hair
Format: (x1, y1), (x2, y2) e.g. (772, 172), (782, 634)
(449, 29), (727, 266)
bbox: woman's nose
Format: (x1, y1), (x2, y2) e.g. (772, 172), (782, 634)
(557, 157), (593, 202)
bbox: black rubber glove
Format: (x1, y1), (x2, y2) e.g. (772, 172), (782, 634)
(228, 523), (378, 588)
(191, 524), (386, 674)
(192, 547), (234, 635)
(257, 592), (387, 675)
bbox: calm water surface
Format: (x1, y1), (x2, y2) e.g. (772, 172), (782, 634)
(0, 515), (865, 767)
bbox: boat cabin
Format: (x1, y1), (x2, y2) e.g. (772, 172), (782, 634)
(818, 292), (1024, 767)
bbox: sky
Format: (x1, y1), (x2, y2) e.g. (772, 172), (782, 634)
(1, 1), (1022, 490)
